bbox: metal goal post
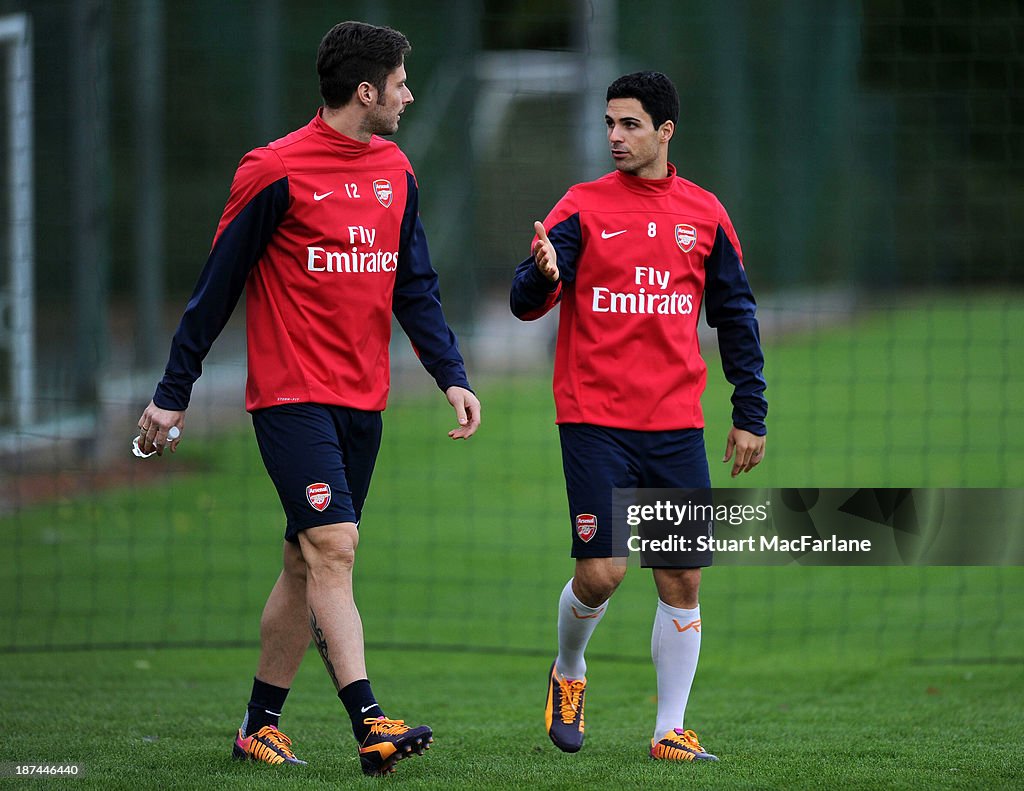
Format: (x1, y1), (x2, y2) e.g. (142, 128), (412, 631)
(0, 12), (33, 430)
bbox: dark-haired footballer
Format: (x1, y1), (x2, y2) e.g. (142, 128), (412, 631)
(511, 71), (766, 763)
(136, 20), (480, 777)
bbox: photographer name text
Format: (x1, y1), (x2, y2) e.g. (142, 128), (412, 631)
(627, 534), (873, 553)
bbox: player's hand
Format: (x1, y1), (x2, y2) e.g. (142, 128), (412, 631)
(723, 427), (765, 478)
(137, 400), (185, 456)
(532, 221), (559, 282)
(445, 386), (481, 440)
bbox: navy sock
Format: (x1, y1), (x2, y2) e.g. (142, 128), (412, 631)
(339, 679), (384, 743)
(242, 677), (290, 737)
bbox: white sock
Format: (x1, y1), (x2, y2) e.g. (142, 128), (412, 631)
(651, 599), (701, 740)
(555, 578), (607, 680)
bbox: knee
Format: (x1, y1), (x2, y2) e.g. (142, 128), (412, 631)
(283, 543), (308, 581)
(677, 577), (700, 606)
(299, 525), (359, 578)
(654, 568), (701, 609)
(308, 543), (356, 577)
(573, 561), (627, 607)
(677, 568), (701, 597)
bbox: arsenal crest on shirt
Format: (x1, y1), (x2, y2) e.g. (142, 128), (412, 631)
(675, 223), (697, 253)
(373, 179), (393, 208)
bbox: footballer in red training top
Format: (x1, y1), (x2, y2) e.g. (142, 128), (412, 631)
(137, 20), (479, 779)
(511, 71), (766, 764)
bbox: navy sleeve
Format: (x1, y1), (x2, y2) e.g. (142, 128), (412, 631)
(509, 213), (581, 319)
(703, 224), (768, 435)
(153, 177), (289, 410)
(393, 171), (471, 393)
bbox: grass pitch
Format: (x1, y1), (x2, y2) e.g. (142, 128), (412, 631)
(1, 293), (1022, 788)
(3, 644), (1021, 789)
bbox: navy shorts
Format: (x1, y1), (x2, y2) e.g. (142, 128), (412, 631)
(559, 423), (711, 559)
(251, 403), (383, 543)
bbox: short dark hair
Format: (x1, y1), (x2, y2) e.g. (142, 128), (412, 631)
(606, 71), (679, 129)
(317, 21), (411, 108)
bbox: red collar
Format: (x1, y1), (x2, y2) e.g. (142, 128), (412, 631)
(613, 162), (677, 195)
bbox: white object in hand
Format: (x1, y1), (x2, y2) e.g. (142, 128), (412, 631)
(131, 435), (156, 458)
(131, 425), (181, 458)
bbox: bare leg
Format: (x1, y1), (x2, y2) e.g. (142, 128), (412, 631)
(297, 522), (367, 689)
(255, 540), (311, 687)
(652, 567), (701, 608)
(572, 556), (628, 607)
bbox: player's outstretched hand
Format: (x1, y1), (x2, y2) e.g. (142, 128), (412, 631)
(532, 221), (559, 282)
(723, 427), (765, 478)
(137, 400), (185, 456)
(445, 386), (481, 440)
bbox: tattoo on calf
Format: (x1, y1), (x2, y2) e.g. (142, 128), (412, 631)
(310, 607), (341, 690)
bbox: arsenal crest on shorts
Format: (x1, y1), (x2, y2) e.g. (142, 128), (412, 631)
(576, 513), (597, 543)
(306, 482), (332, 512)
(675, 223), (697, 253)
(373, 179), (393, 208)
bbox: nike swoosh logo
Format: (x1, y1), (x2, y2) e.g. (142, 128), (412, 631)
(601, 229), (627, 239)
(360, 704), (379, 713)
(313, 191), (334, 201)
